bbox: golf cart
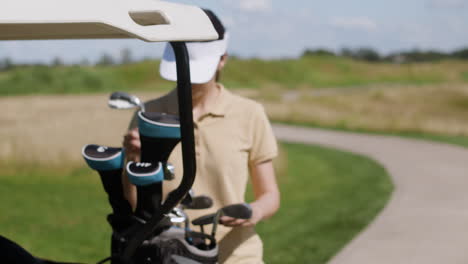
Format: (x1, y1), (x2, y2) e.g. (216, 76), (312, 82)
(0, 1), (250, 263)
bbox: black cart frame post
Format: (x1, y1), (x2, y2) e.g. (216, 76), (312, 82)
(120, 42), (197, 264)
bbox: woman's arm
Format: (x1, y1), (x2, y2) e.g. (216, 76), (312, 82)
(221, 160), (280, 227)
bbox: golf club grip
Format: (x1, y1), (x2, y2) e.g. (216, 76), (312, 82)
(185, 195), (213, 210)
(222, 203), (252, 219)
(192, 213), (216, 226)
(98, 169), (133, 216)
(134, 184), (162, 220)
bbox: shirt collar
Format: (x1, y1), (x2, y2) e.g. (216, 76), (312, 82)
(166, 83), (231, 117)
(207, 83), (230, 117)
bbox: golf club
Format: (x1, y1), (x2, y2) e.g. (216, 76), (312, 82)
(212, 203), (252, 238)
(182, 195), (213, 210)
(191, 203), (253, 239)
(108, 91), (145, 112)
(169, 207), (188, 226)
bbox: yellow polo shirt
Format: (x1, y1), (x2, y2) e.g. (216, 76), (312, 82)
(129, 84), (278, 263)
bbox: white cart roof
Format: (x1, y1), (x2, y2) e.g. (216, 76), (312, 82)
(0, 0), (218, 42)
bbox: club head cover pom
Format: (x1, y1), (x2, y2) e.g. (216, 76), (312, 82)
(82, 144), (124, 171)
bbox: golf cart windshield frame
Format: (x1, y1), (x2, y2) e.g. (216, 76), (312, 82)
(0, 2), (217, 262)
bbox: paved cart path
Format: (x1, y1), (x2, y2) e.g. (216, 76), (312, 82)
(273, 124), (468, 264)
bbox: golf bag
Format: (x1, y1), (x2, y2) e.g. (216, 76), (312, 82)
(82, 111), (218, 264)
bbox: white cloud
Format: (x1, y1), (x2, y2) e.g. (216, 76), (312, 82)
(239, 0), (271, 11)
(329, 17), (378, 31)
(222, 0), (272, 12)
(427, 0), (467, 8)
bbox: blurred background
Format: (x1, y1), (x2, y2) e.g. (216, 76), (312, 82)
(0, 0), (467, 263)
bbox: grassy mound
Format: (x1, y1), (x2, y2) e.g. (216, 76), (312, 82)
(1, 56), (468, 95)
(0, 143), (392, 263)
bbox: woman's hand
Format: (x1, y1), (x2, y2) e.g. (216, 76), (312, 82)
(122, 128), (140, 209)
(123, 128), (141, 162)
(219, 203), (264, 227)
(220, 160), (280, 228)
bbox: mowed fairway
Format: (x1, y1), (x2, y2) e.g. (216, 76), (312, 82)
(0, 143), (392, 263)
(0, 94), (392, 263)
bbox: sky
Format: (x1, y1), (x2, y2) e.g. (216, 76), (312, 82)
(1, 0), (467, 63)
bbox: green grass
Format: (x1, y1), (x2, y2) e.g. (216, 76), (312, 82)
(224, 56), (450, 89)
(0, 165), (110, 262)
(386, 131), (468, 148)
(249, 143), (393, 263)
(278, 120), (468, 149)
(462, 71), (468, 82)
(2, 56), (468, 95)
(0, 143), (392, 263)
(0, 62), (174, 96)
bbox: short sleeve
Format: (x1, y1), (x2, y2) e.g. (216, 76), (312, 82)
(248, 104), (278, 165)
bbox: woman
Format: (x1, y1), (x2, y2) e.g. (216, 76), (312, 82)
(123, 9), (280, 264)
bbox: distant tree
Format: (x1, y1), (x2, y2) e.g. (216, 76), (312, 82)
(426, 50), (447, 61)
(385, 53), (407, 64)
(338, 47), (381, 62)
(80, 58), (91, 66)
(120, 48), (133, 64)
(302, 49), (336, 57)
(340, 48), (354, 58)
(0, 57), (14, 71)
(354, 48), (381, 62)
(395, 49), (448, 62)
(97, 53), (115, 66)
(452, 48), (468, 60)
(52, 56), (63, 67)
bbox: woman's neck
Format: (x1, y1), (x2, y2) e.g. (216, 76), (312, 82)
(191, 80), (220, 120)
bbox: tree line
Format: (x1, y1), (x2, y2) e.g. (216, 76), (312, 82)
(2, 46), (468, 71)
(0, 48), (135, 71)
(302, 47), (468, 63)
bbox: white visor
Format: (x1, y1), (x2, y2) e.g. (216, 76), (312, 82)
(160, 33), (229, 84)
